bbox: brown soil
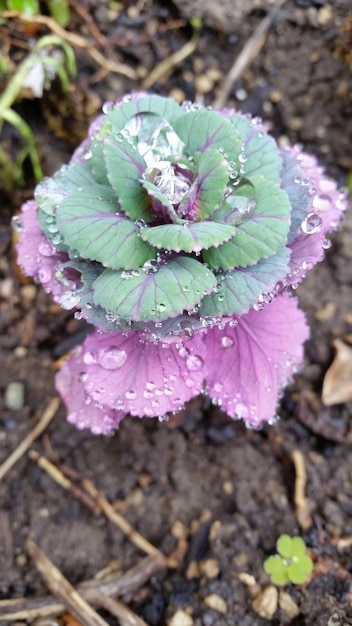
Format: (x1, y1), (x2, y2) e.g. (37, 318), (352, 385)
(1, 1), (352, 625)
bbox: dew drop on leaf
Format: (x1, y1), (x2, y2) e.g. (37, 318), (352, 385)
(301, 212), (322, 234)
(83, 351), (96, 365)
(97, 347), (127, 370)
(12, 215), (23, 231)
(312, 194), (331, 211)
(221, 336), (234, 348)
(186, 354), (204, 371)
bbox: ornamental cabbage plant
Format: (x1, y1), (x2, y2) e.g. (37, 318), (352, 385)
(16, 93), (348, 434)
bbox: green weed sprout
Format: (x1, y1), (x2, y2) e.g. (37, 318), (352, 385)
(0, 34), (75, 185)
(0, 0), (70, 26)
(264, 535), (313, 585)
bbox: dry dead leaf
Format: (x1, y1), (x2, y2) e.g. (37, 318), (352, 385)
(322, 338), (352, 406)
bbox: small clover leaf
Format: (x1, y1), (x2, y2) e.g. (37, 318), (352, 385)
(264, 535), (313, 586)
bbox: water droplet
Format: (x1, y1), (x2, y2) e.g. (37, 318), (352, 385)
(221, 336), (234, 348)
(102, 101), (114, 114)
(125, 390), (136, 400)
(238, 153), (247, 163)
(178, 346), (189, 358)
(322, 239), (332, 250)
(98, 347), (127, 370)
(214, 382), (223, 393)
(312, 194), (331, 211)
(186, 354), (204, 371)
(47, 223), (59, 234)
(38, 268), (52, 284)
(11, 215), (23, 232)
(83, 351), (96, 365)
(84, 150), (92, 160)
(142, 259), (159, 274)
(77, 372), (88, 383)
(38, 241), (55, 256)
(121, 270), (133, 279)
(301, 212), (322, 234)
(235, 402), (249, 418)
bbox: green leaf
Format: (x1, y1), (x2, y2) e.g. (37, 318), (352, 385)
(203, 178), (291, 270)
(277, 534), (293, 559)
(140, 180), (179, 223)
(227, 114), (282, 182)
(140, 222), (236, 253)
(178, 149), (229, 219)
(47, 0), (70, 27)
(93, 256), (217, 322)
(199, 247), (290, 317)
(287, 563), (308, 585)
(36, 162), (98, 251)
(171, 110), (241, 158)
(264, 556), (289, 586)
(104, 134), (152, 221)
(8, 0), (39, 14)
(290, 536), (307, 558)
(103, 94), (183, 133)
(296, 554), (314, 574)
(56, 189), (156, 269)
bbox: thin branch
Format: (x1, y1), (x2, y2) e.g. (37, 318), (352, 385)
(87, 592), (149, 626)
(0, 397), (60, 482)
(0, 555), (166, 622)
(0, 11), (137, 79)
(26, 538), (110, 626)
(142, 26), (200, 89)
(29, 451), (167, 561)
(213, 0), (287, 109)
(292, 449), (312, 531)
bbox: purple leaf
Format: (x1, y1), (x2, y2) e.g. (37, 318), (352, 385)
(56, 348), (125, 434)
(16, 200), (70, 300)
(204, 294), (309, 425)
(79, 330), (206, 417)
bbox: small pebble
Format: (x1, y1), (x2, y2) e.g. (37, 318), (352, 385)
(4, 382), (25, 411)
(168, 609), (194, 626)
(199, 558), (221, 579)
(279, 590), (300, 619)
(252, 585), (278, 620)
(204, 593), (227, 614)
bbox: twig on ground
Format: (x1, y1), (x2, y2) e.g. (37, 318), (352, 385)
(29, 451), (167, 561)
(83, 477), (166, 560)
(87, 592), (149, 626)
(142, 23), (201, 89)
(292, 449), (312, 531)
(0, 555), (166, 621)
(29, 450), (99, 512)
(0, 10), (136, 79)
(0, 397), (60, 482)
(213, 0), (287, 109)
(26, 538), (110, 626)
(70, 0), (109, 48)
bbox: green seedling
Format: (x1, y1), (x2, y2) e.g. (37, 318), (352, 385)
(264, 534), (313, 585)
(0, 0), (70, 26)
(0, 34), (76, 185)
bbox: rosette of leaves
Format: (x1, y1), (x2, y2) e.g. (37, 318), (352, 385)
(16, 93), (348, 434)
(264, 535), (313, 585)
